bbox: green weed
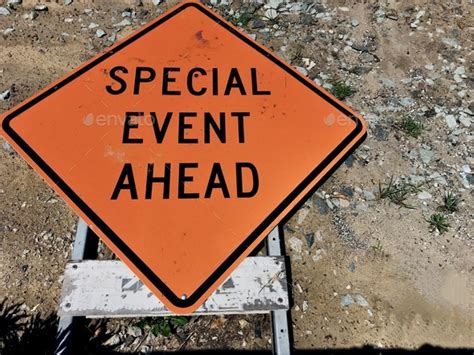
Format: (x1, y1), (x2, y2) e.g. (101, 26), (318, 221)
(135, 316), (188, 337)
(378, 176), (422, 209)
(439, 192), (459, 213)
(428, 213), (450, 234)
(331, 80), (354, 100)
(399, 117), (423, 138)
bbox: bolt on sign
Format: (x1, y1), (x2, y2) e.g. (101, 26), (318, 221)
(1, 0), (367, 313)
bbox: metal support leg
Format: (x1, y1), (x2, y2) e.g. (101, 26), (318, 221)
(55, 219), (90, 355)
(268, 226), (292, 355)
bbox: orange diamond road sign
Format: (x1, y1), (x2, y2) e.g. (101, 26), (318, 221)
(1, 0), (367, 313)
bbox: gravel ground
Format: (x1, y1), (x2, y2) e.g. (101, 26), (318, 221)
(0, 0), (472, 353)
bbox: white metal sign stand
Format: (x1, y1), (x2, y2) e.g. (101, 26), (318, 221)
(55, 219), (292, 354)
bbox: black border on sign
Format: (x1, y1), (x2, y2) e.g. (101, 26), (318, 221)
(2, 2), (366, 309)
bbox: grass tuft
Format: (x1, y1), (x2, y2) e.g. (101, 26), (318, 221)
(399, 117), (423, 138)
(135, 316), (188, 337)
(370, 240), (385, 259)
(428, 213), (450, 234)
(439, 192), (459, 213)
(331, 81), (354, 100)
(378, 176), (422, 209)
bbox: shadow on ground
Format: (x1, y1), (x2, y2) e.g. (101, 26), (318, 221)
(1, 298), (472, 355)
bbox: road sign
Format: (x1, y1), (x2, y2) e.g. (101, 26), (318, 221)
(1, 0), (367, 313)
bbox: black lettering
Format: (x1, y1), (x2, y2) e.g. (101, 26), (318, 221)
(106, 66), (128, 95)
(111, 163), (138, 200)
(188, 67), (207, 96)
(212, 68), (218, 95)
(251, 68), (271, 95)
(231, 112), (250, 143)
(150, 112), (172, 143)
(236, 162), (259, 198)
(178, 112), (198, 144)
(178, 163), (199, 199)
(163, 67), (181, 95)
(224, 68), (246, 95)
(123, 112), (144, 144)
(133, 67), (156, 95)
(145, 163), (170, 199)
(204, 112), (226, 143)
(204, 163), (230, 198)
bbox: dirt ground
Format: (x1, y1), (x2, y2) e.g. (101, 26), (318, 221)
(0, 0), (472, 353)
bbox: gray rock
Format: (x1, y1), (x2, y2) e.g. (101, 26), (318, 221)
(374, 9), (385, 23)
(0, 89), (11, 101)
(445, 114), (458, 129)
(103, 334), (121, 346)
(2, 141), (13, 153)
(454, 66), (465, 76)
(152, 0), (163, 5)
(340, 294), (353, 307)
(341, 186), (354, 197)
(34, 4), (48, 11)
(380, 78), (395, 88)
(363, 190), (376, 201)
(351, 43), (367, 52)
(442, 37), (459, 49)
(96, 29), (106, 38)
(107, 32), (117, 43)
(7, 0), (22, 5)
(250, 18), (265, 29)
(467, 174), (474, 186)
(301, 14), (314, 26)
(417, 191), (432, 200)
(295, 66), (308, 76)
(23, 11), (37, 20)
(305, 232), (315, 248)
(360, 51), (376, 63)
(315, 197), (329, 214)
(385, 10), (398, 21)
(373, 124), (389, 141)
(344, 155), (354, 167)
(351, 19), (359, 27)
(264, 8), (278, 20)
(354, 294), (369, 307)
(64, 0), (73, 5)
(401, 97), (415, 107)
(459, 114), (471, 128)
(267, 0), (284, 8)
(127, 326), (142, 337)
(288, 237), (303, 253)
(0, 7), (11, 16)
(113, 18), (131, 27)
(429, 172), (447, 185)
(419, 148), (435, 164)
(351, 65), (372, 76)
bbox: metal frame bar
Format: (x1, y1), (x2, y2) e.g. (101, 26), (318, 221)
(55, 219), (89, 355)
(268, 226), (292, 355)
(55, 220), (292, 354)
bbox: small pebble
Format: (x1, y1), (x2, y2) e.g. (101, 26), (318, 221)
(0, 7), (11, 16)
(96, 29), (106, 38)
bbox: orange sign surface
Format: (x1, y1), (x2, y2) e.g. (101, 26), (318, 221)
(1, 0), (367, 313)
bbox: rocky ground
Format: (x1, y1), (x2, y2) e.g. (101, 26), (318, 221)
(0, 0), (472, 353)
